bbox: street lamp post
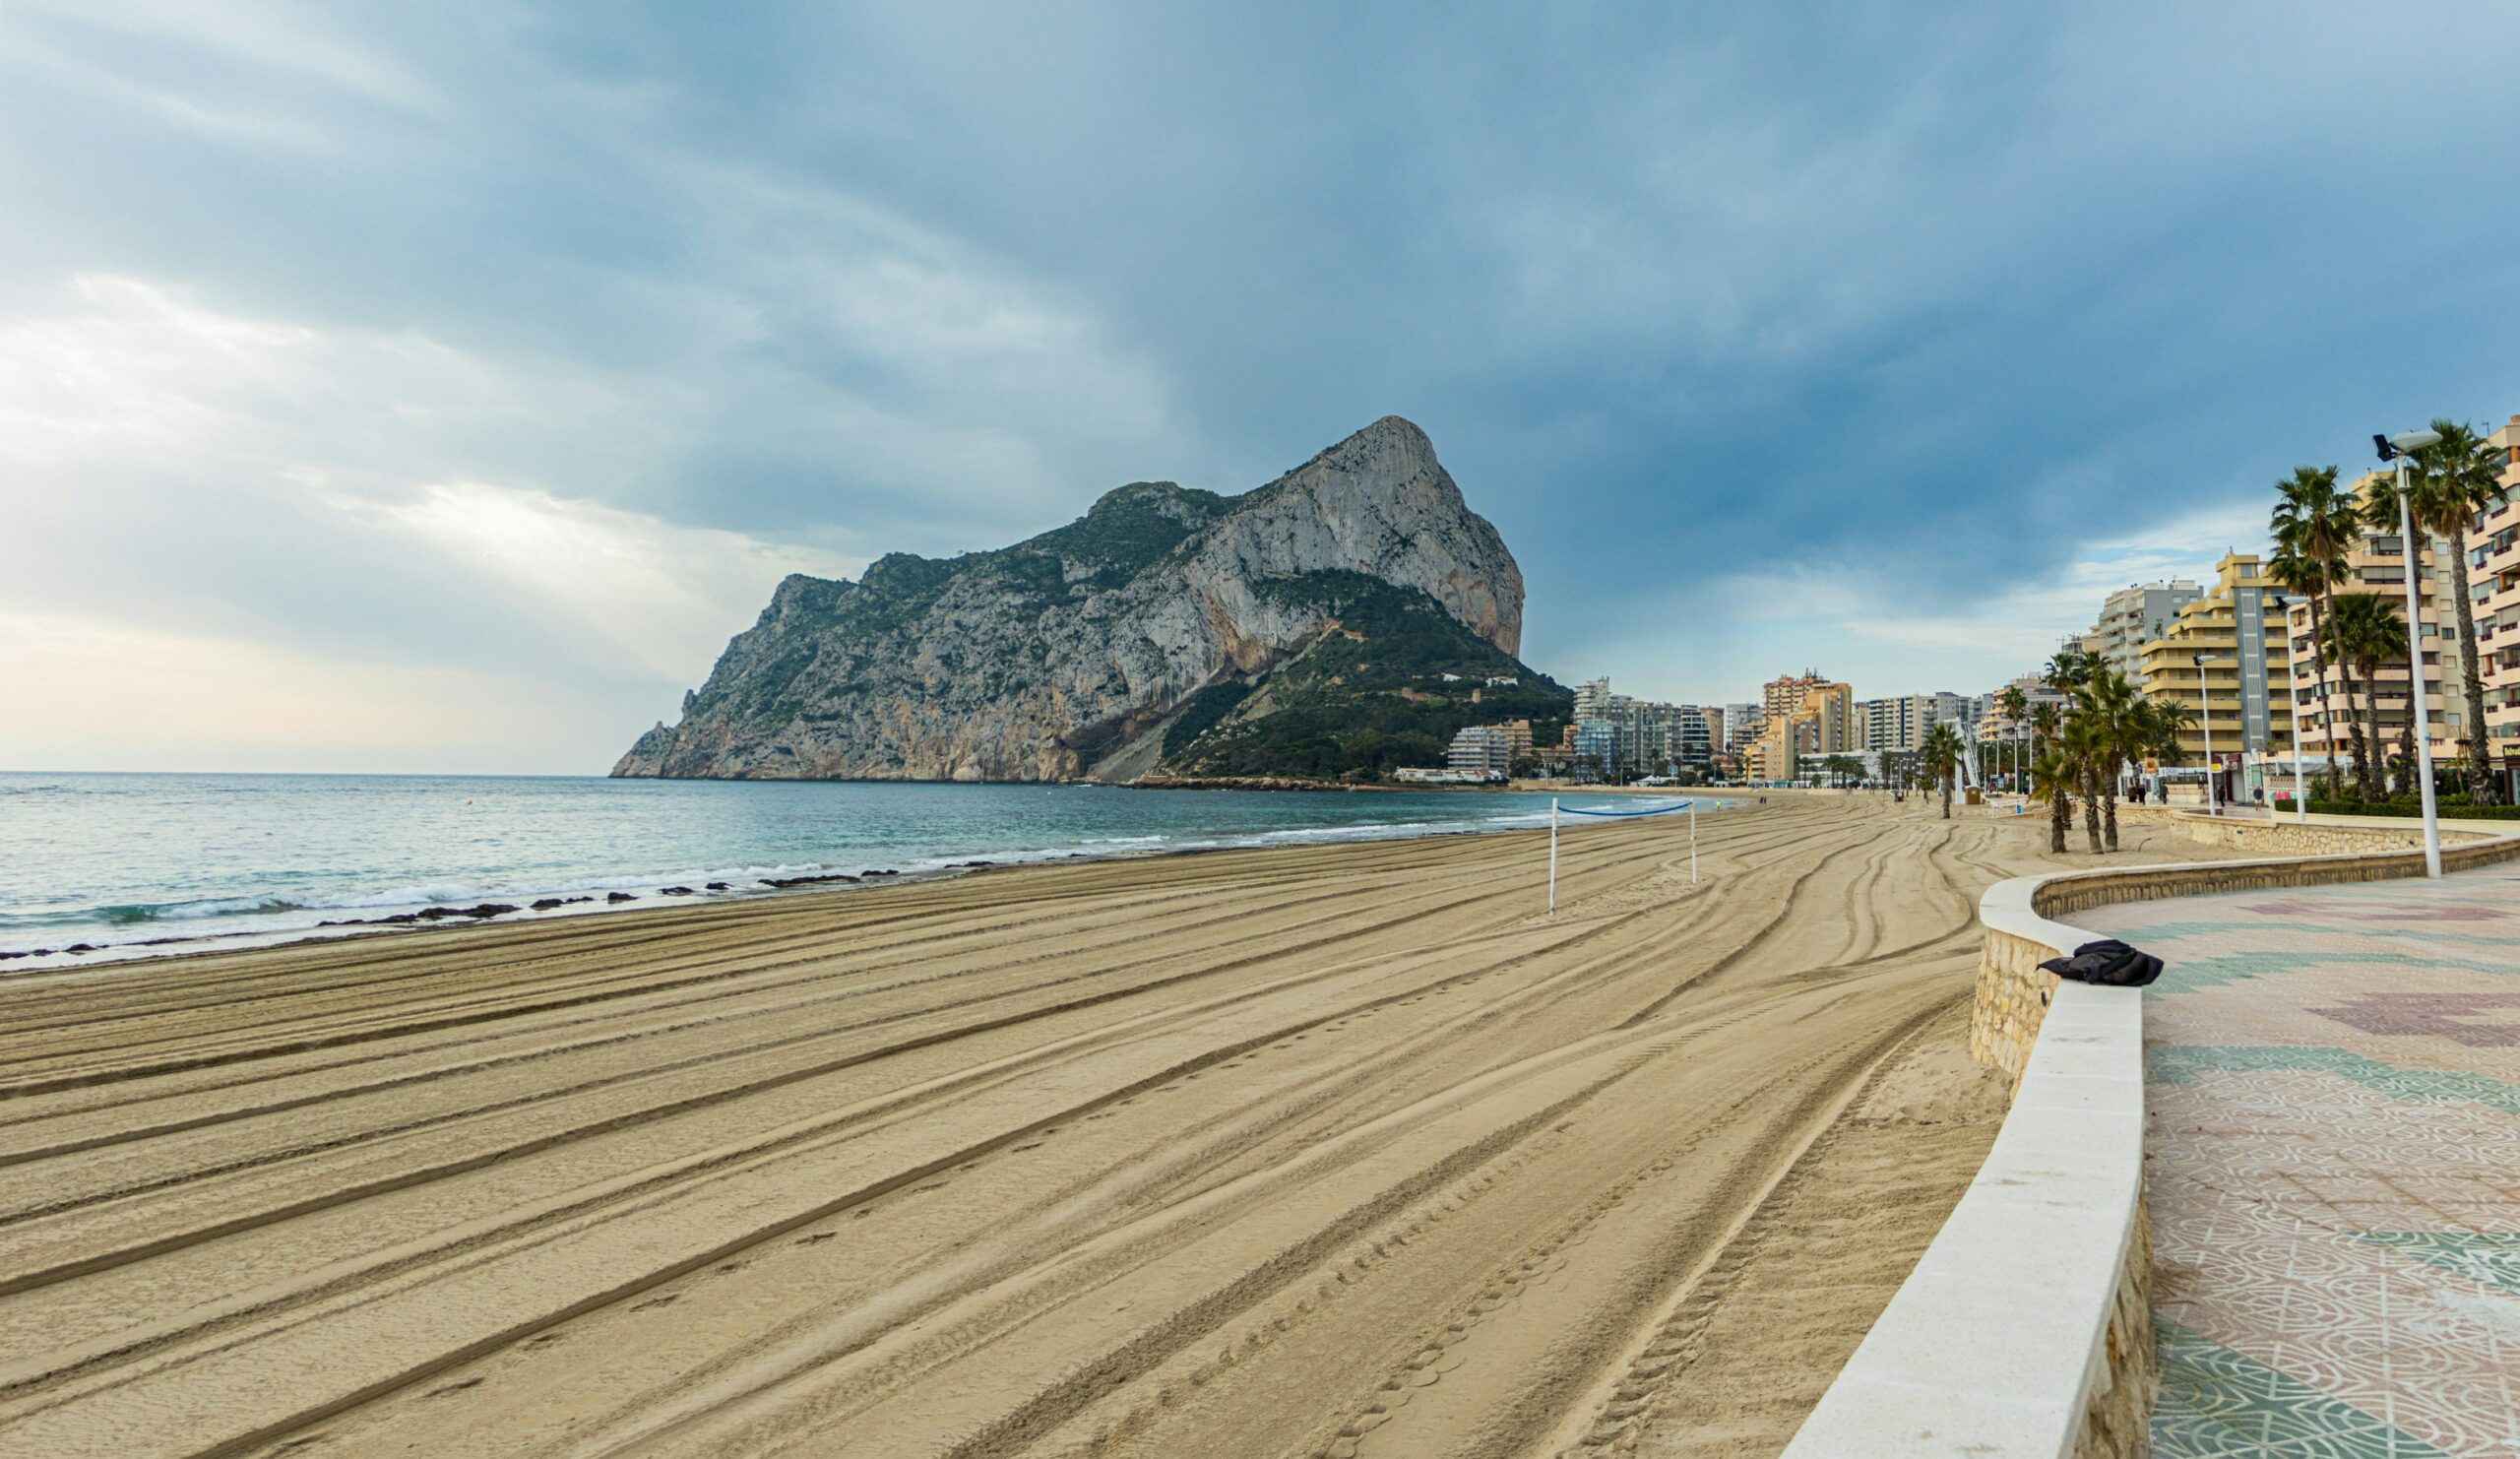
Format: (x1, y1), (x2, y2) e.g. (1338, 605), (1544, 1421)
(2194, 653), (2224, 814)
(2377, 428), (2446, 877)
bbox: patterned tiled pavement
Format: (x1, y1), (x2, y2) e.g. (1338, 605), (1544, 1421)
(2079, 858), (2520, 1458)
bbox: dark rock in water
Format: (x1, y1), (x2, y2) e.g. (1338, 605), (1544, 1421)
(607, 891), (638, 903)
(64, 943), (96, 953)
(29, 948), (55, 956)
(956, 860), (996, 868)
(530, 898), (567, 912)
(0, 950), (26, 961)
(705, 881), (732, 891)
(864, 869), (899, 877)
(464, 904), (519, 919)
(761, 872), (858, 889)
(375, 913), (419, 925)
(660, 886), (695, 896)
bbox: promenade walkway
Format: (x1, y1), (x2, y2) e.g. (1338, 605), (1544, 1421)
(2080, 857), (2520, 1458)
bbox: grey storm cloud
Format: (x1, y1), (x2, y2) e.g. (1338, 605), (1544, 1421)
(3, 1), (2517, 770)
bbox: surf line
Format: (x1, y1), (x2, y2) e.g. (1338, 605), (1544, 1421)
(1548, 797), (1702, 918)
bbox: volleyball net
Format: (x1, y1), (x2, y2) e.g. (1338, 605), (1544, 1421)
(1548, 795), (1710, 916)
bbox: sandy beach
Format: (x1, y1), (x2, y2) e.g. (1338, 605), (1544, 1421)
(0, 794), (2226, 1458)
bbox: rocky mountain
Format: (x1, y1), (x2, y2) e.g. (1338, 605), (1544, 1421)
(611, 415), (1566, 784)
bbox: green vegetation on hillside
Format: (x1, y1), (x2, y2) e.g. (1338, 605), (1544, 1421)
(1161, 572), (1571, 781)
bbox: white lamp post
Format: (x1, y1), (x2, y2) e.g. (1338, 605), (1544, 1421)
(2378, 427), (2445, 877)
(2194, 652), (2224, 814)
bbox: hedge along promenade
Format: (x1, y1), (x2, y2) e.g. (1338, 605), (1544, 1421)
(1783, 815), (2520, 1459)
(2277, 797), (2520, 819)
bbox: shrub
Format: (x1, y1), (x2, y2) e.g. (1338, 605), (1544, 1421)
(2292, 798), (2520, 820)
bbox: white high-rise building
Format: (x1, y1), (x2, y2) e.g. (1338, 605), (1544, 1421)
(1722, 703), (1761, 751)
(2088, 581), (2202, 689)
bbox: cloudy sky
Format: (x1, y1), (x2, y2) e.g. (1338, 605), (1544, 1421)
(5, 4), (2517, 773)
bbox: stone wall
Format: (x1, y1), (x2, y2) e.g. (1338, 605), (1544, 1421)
(2083, 1205), (2155, 1459)
(2035, 828), (2520, 923)
(1969, 924), (2060, 1088)
(2167, 813), (2482, 857)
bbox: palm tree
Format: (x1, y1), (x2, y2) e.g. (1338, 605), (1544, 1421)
(2362, 461), (2444, 797)
(2062, 713), (2106, 853)
(2147, 698), (2196, 769)
(2046, 644), (2100, 699)
(2321, 592), (2404, 800)
(2270, 465), (2357, 799)
(2031, 699), (2068, 842)
(2411, 419), (2507, 803)
(1919, 722), (1965, 821)
(2055, 662), (2138, 854)
(2080, 667), (2146, 852)
(2030, 750), (2073, 855)
(1999, 684), (2028, 793)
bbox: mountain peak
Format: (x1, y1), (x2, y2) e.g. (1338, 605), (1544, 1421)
(613, 417), (1535, 783)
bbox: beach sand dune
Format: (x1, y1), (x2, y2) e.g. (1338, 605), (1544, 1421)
(0, 796), (2212, 1457)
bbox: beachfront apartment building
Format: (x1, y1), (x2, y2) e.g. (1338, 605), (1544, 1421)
(1563, 679), (1727, 776)
(1791, 680), (1856, 754)
(1675, 705), (1722, 769)
(1858, 691), (1983, 753)
(1858, 695), (1929, 753)
(1445, 726), (1516, 778)
(2283, 470), (2472, 780)
(2136, 551), (2296, 766)
(1743, 716), (1804, 782)
(1975, 673), (2068, 743)
(1761, 672), (1831, 728)
(2476, 415), (2520, 798)
(2087, 580), (2201, 689)
(1722, 703), (1762, 751)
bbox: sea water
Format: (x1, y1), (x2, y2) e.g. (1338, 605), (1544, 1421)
(0, 774), (1687, 965)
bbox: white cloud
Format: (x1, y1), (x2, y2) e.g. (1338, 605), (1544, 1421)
(0, 275), (875, 765)
(338, 479), (856, 683)
(0, 611), (619, 773)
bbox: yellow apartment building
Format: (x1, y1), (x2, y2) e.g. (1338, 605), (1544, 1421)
(2136, 551), (2297, 765)
(1796, 681), (1856, 754)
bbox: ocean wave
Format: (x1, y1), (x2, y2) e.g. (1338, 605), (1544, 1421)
(1, 793), (1583, 963)
(94, 897), (310, 925)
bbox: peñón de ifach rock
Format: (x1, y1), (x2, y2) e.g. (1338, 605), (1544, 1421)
(611, 415), (1565, 784)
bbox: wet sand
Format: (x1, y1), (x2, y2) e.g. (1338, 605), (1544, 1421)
(0, 795), (2223, 1457)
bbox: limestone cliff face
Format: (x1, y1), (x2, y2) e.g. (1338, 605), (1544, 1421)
(611, 416), (1529, 782)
